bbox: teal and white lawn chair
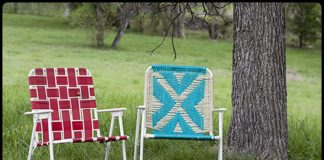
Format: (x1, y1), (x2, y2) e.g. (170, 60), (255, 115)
(133, 64), (226, 160)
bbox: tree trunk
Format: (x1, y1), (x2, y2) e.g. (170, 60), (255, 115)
(173, 4), (185, 38)
(299, 32), (303, 48)
(148, 3), (160, 35)
(138, 16), (144, 33)
(111, 18), (130, 49)
(208, 19), (218, 40)
(228, 3), (288, 159)
(68, 2), (81, 12)
(37, 3), (41, 16)
(111, 3), (135, 49)
(150, 14), (158, 34)
(94, 3), (104, 48)
(30, 3), (34, 15)
(13, 3), (18, 14)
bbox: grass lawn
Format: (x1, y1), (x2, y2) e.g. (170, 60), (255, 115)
(3, 13), (322, 159)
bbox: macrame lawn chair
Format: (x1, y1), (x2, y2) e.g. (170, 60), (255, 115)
(133, 64), (226, 160)
(25, 68), (128, 160)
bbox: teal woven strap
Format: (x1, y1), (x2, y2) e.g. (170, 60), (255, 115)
(147, 64), (211, 136)
(151, 64), (206, 74)
(150, 134), (214, 140)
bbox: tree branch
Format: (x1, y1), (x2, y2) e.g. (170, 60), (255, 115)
(147, 2), (233, 60)
(147, 3), (181, 60)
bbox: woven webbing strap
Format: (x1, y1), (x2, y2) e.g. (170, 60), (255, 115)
(145, 64), (213, 138)
(29, 68), (99, 143)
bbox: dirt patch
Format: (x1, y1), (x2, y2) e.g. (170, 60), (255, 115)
(286, 70), (303, 81)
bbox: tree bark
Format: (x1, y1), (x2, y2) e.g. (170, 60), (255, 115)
(173, 4), (185, 38)
(13, 3), (18, 14)
(228, 3), (288, 159)
(67, 2), (81, 12)
(138, 16), (144, 33)
(299, 32), (303, 48)
(150, 14), (159, 34)
(208, 19), (218, 40)
(37, 3), (41, 16)
(111, 3), (135, 49)
(111, 18), (130, 49)
(94, 3), (104, 48)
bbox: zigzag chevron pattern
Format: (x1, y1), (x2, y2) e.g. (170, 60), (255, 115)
(145, 65), (213, 137)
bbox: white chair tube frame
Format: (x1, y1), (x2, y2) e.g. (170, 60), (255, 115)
(25, 110), (54, 160)
(134, 107), (226, 160)
(25, 108), (127, 160)
(133, 67), (227, 160)
(98, 108), (127, 160)
(133, 106), (144, 160)
(213, 108), (226, 160)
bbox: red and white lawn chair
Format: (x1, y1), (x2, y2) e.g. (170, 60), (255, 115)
(25, 68), (128, 160)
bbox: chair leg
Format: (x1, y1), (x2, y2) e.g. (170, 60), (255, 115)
(28, 115), (38, 160)
(139, 110), (146, 160)
(218, 138), (222, 160)
(133, 109), (142, 160)
(118, 115), (127, 160)
(218, 112), (224, 160)
(105, 116), (115, 160)
(48, 114), (54, 160)
(49, 142), (54, 160)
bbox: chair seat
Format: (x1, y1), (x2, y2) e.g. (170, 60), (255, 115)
(37, 135), (128, 146)
(146, 134), (215, 140)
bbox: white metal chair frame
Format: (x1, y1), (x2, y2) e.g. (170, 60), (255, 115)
(133, 66), (226, 160)
(25, 68), (128, 160)
(25, 108), (127, 160)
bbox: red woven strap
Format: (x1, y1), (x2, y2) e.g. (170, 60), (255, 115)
(73, 136), (129, 143)
(37, 142), (50, 146)
(96, 136), (128, 143)
(29, 68), (99, 143)
(37, 136), (128, 147)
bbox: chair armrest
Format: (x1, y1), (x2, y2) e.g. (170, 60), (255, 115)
(24, 110), (53, 115)
(213, 108), (226, 138)
(97, 108), (127, 113)
(137, 105), (145, 110)
(213, 108), (227, 112)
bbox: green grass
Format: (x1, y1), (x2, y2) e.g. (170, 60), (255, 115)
(3, 13), (322, 159)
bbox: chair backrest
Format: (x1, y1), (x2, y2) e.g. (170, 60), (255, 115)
(144, 64), (214, 138)
(28, 68), (100, 143)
